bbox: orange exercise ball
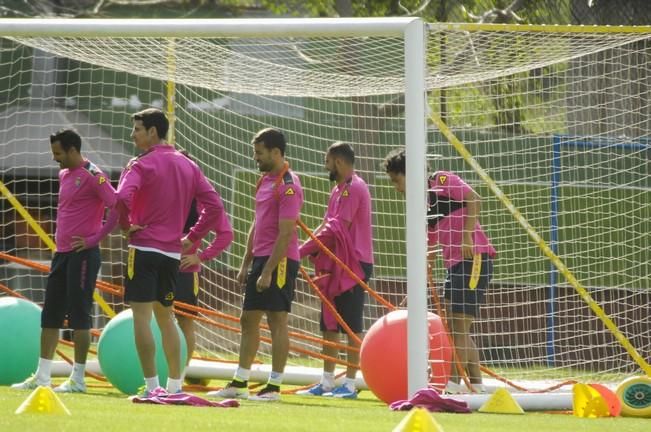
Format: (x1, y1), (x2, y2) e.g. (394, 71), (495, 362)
(360, 309), (452, 404)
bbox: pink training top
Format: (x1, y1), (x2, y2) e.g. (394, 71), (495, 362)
(55, 160), (117, 253)
(180, 200), (234, 273)
(321, 173), (374, 264)
(116, 144), (222, 255)
(253, 169), (303, 261)
(427, 171), (496, 268)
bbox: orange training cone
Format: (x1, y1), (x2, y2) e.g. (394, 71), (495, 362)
(573, 383), (611, 418)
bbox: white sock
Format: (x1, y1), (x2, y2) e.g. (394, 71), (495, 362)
(268, 371), (283, 387)
(35, 358), (52, 383)
(145, 376), (160, 392)
(344, 377), (356, 391)
(71, 362), (86, 383)
(167, 378), (182, 394)
(234, 367), (250, 382)
(320, 372), (335, 390)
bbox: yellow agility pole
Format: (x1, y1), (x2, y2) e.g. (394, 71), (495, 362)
(429, 114), (651, 377)
(0, 180), (116, 318)
(166, 37), (176, 146)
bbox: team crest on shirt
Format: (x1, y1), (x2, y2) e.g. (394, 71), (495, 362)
(439, 175), (447, 185)
(342, 189), (349, 197)
(98, 176), (106, 185)
(75, 177), (81, 187)
(285, 187), (295, 196)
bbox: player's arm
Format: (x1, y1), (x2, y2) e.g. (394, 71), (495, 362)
(181, 203), (234, 270)
(199, 212), (234, 262)
(299, 188), (355, 258)
(73, 174), (119, 251)
(236, 221), (255, 284)
(462, 188), (480, 259)
(185, 171), (223, 244)
(115, 162), (143, 231)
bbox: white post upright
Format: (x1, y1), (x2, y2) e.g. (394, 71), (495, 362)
(403, 18), (429, 397)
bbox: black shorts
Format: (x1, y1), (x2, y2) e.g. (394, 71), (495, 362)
(320, 262), (373, 334)
(242, 256), (299, 312)
(124, 248), (179, 307)
(444, 254), (493, 317)
(41, 247), (101, 330)
(176, 271), (199, 316)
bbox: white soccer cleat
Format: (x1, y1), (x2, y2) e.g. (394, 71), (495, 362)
(248, 386), (280, 402)
(11, 375), (50, 390)
(207, 383), (249, 399)
(54, 379), (87, 393)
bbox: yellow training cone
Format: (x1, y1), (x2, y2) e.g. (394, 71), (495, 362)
(392, 407), (445, 432)
(15, 386), (71, 415)
(478, 388), (525, 414)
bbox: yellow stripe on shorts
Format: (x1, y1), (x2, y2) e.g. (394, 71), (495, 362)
(276, 257), (287, 289)
(469, 253), (481, 290)
(193, 272), (199, 297)
(127, 247), (136, 280)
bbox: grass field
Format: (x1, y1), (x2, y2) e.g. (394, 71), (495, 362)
(1, 382), (649, 432)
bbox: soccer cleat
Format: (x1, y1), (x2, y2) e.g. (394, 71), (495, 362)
(206, 381), (249, 399)
(324, 385), (358, 399)
(444, 380), (465, 394)
(128, 386), (169, 400)
(296, 383), (332, 396)
(11, 375), (50, 390)
(248, 385), (281, 402)
(54, 379), (87, 393)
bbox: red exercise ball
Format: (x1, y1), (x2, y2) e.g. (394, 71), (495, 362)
(360, 309), (452, 404)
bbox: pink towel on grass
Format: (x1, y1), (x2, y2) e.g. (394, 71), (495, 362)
(389, 388), (470, 413)
(132, 392), (240, 408)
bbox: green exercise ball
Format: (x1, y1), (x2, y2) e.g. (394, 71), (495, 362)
(97, 309), (187, 395)
(0, 297), (41, 385)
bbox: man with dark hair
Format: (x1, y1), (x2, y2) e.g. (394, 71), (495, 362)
(296, 141), (373, 399)
(12, 129), (117, 393)
(116, 108), (225, 397)
(210, 127), (303, 402)
(383, 148), (496, 393)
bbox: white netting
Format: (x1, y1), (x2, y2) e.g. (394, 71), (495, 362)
(426, 26), (651, 382)
(1, 23), (650, 387)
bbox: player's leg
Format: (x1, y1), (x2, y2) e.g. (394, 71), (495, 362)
(297, 328), (338, 396)
(248, 258), (298, 402)
(447, 312), (477, 382)
(153, 254), (182, 392)
(267, 310), (290, 375)
(54, 247), (101, 393)
(124, 248), (161, 394)
(209, 258), (266, 399)
(131, 301), (156, 377)
(445, 255), (492, 392)
(328, 283), (367, 398)
(175, 271), (199, 367)
(12, 253), (67, 389)
(329, 263), (371, 398)
(153, 301), (181, 391)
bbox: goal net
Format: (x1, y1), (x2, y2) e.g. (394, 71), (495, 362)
(1, 19), (649, 390)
